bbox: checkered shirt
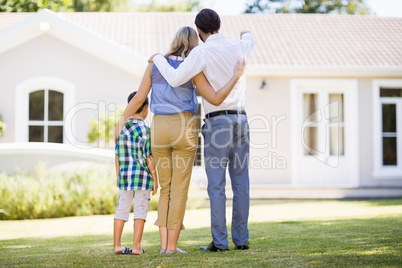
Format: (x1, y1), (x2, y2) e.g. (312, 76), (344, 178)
(115, 118), (153, 191)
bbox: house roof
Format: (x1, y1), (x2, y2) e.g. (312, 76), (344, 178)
(0, 10), (147, 76)
(1, 10), (401, 76)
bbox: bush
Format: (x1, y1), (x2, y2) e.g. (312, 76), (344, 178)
(0, 163), (158, 220)
(0, 114), (6, 138)
(87, 106), (124, 144)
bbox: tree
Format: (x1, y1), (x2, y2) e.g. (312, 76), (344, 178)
(136, 0), (200, 12)
(0, 0), (74, 12)
(73, 0), (132, 12)
(0, 114), (6, 138)
(0, 0), (132, 12)
(0, 0), (200, 12)
(87, 106), (124, 145)
(244, 0), (369, 15)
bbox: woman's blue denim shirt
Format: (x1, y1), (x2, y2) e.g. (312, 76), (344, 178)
(150, 56), (198, 115)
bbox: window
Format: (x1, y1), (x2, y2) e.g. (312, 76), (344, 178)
(329, 94), (345, 156)
(380, 89), (402, 167)
(303, 93), (319, 155)
(15, 76), (75, 144)
(381, 88), (402, 98)
(194, 88), (204, 166)
(302, 92), (344, 157)
(28, 89), (64, 143)
(194, 102), (203, 166)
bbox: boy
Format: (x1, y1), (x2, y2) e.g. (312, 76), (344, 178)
(113, 91), (158, 255)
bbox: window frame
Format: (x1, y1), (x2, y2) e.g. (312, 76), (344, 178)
(15, 76), (75, 144)
(28, 89), (64, 143)
(301, 92), (346, 157)
(194, 95), (205, 167)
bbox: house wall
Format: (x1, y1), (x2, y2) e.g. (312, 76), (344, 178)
(0, 33), (401, 187)
(0, 34), (142, 148)
(245, 77), (292, 184)
(246, 76), (402, 187)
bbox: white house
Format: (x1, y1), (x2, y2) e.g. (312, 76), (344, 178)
(0, 10), (401, 195)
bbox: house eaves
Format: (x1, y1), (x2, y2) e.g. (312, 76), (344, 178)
(0, 9), (147, 76)
(247, 65), (402, 78)
(2, 11), (401, 78)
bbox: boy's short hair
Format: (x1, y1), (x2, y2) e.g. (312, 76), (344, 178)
(195, 8), (220, 34)
(127, 91), (149, 114)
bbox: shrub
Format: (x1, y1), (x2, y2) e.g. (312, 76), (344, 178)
(87, 106), (124, 144)
(0, 114), (6, 138)
(0, 163), (158, 220)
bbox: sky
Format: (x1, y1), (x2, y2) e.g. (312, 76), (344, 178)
(364, 0), (402, 17)
(141, 0), (402, 17)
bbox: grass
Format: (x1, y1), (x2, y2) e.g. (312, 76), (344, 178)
(0, 199), (401, 267)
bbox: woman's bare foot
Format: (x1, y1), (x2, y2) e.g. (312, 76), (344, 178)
(165, 248), (187, 254)
(131, 247), (145, 255)
(175, 247), (188, 253)
(114, 246), (131, 254)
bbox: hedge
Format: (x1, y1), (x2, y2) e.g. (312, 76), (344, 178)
(0, 163), (158, 220)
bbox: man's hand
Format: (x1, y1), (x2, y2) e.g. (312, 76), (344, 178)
(234, 59), (246, 78)
(240, 31), (251, 38)
(148, 53), (163, 63)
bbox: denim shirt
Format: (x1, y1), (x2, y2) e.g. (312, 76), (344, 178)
(150, 56), (198, 115)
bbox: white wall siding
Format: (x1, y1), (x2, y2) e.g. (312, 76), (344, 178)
(0, 34), (143, 147)
(246, 77), (292, 184)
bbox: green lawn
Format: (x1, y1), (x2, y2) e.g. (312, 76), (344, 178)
(1, 199), (401, 267)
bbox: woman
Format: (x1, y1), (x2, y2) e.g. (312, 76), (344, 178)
(114, 26), (245, 254)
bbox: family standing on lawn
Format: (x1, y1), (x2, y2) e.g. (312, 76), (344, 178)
(113, 8), (255, 255)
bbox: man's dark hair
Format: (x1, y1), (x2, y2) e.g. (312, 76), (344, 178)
(195, 8), (220, 34)
(127, 91), (149, 114)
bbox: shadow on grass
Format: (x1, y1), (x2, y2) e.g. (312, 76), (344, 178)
(1, 217), (401, 267)
(362, 198), (402, 207)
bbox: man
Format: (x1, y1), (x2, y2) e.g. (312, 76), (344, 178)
(151, 8), (255, 252)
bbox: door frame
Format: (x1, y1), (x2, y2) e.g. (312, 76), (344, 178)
(372, 79), (402, 178)
(291, 79), (359, 186)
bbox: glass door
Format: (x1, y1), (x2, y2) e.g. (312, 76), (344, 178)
(380, 97), (402, 171)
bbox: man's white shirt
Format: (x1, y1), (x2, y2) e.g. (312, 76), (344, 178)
(153, 32), (255, 114)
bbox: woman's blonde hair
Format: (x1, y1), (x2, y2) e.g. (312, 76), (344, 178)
(166, 26), (199, 59)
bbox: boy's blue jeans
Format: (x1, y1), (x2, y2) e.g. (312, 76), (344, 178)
(201, 113), (250, 250)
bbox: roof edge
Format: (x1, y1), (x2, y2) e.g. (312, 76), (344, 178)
(0, 9), (147, 76)
(247, 65), (402, 77)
